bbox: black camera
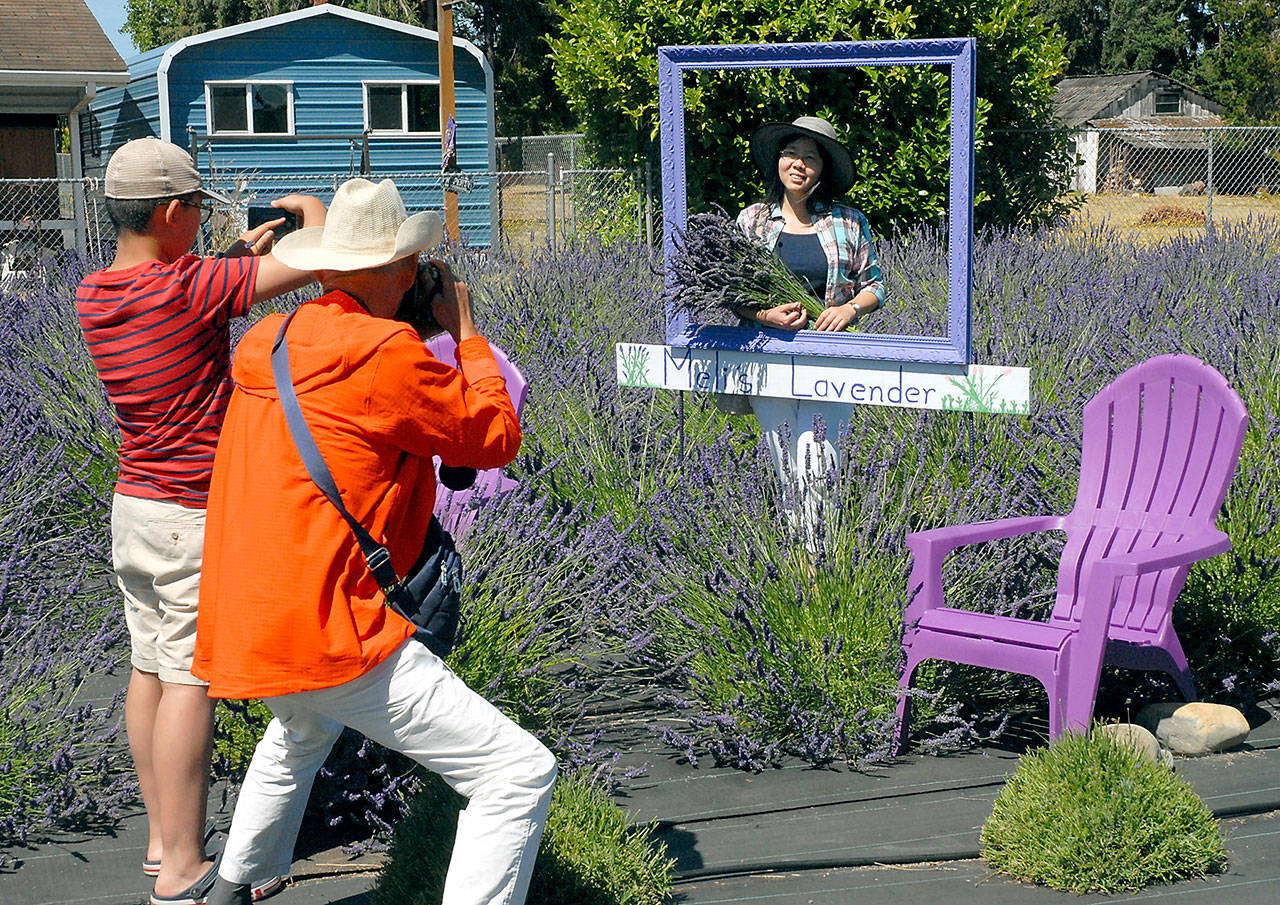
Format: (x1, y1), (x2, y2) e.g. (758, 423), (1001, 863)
(398, 260), (446, 337)
(246, 204), (300, 236)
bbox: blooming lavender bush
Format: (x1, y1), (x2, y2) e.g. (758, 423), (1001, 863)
(6, 218), (1279, 863)
(0, 257), (133, 853)
(453, 223), (1280, 767)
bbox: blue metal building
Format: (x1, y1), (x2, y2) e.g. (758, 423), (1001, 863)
(82, 4), (495, 243)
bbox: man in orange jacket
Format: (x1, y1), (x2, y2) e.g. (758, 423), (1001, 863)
(195, 178), (555, 905)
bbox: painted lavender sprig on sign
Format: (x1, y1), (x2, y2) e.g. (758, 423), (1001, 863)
(668, 209), (850, 330)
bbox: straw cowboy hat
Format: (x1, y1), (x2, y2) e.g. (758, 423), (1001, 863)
(271, 177), (443, 272)
(750, 116), (855, 196)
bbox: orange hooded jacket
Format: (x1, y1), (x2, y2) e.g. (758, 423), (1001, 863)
(192, 292), (519, 698)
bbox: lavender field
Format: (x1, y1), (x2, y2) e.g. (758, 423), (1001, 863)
(2, 223), (1278, 853)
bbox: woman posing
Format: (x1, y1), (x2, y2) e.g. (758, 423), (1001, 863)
(733, 116), (886, 550)
(736, 115), (884, 332)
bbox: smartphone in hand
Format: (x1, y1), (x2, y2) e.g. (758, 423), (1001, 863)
(246, 204), (300, 236)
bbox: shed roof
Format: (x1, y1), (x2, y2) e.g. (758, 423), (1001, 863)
(0, 0), (127, 76)
(1053, 73), (1151, 128)
(1054, 71), (1226, 128)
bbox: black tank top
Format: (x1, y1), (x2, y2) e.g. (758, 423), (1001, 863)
(775, 230), (827, 299)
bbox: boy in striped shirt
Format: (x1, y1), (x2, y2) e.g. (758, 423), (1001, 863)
(76, 138), (325, 905)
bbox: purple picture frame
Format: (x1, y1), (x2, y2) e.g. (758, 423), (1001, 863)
(660, 38), (975, 364)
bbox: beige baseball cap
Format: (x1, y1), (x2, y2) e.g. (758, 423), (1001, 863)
(105, 137), (231, 204)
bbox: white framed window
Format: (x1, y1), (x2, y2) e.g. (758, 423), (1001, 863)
(1154, 91), (1181, 115)
(363, 81), (442, 135)
(205, 81), (295, 135)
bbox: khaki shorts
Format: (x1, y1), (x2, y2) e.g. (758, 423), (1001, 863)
(111, 493), (208, 686)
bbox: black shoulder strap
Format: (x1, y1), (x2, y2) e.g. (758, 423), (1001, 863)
(270, 310), (402, 592)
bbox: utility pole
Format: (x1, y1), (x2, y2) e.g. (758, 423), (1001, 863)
(437, 0), (459, 244)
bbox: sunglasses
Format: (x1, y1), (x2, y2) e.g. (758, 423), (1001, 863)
(169, 197), (214, 224)
(778, 148), (823, 168)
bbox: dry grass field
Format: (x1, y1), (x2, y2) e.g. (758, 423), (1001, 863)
(1068, 191), (1280, 240)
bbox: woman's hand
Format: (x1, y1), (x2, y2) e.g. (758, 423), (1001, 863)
(812, 302), (860, 332)
(756, 301), (807, 331)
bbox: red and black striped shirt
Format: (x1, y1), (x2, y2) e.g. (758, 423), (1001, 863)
(77, 254), (259, 508)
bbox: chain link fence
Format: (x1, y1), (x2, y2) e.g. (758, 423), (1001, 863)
(0, 164), (648, 283)
(13, 123), (1271, 278)
(1060, 124), (1280, 230)
(497, 133), (586, 174)
(0, 178), (111, 285)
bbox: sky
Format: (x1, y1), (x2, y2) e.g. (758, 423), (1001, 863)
(84, 0), (139, 59)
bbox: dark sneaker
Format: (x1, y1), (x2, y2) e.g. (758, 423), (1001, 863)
(205, 875), (250, 905)
(251, 875), (286, 901)
(204, 872), (286, 905)
(150, 860), (219, 905)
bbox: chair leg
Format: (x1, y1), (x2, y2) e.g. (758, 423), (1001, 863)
(1171, 668), (1198, 703)
(892, 653), (920, 756)
(1060, 675), (1102, 739)
(1046, 684), (1064, 742)
(1163, 639), (1199, 702)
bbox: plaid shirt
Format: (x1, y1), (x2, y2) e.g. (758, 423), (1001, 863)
(737, 202), (885, 308)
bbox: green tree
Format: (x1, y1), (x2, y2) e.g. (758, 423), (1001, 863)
(1030, 0), (1109, 74)
(1191, 0), (1280, 123)
(459, 1), (573, 137)
(1099, 0), (1209, 74)
(550, 0), (1072, 229)
(123, 0), (291, 51)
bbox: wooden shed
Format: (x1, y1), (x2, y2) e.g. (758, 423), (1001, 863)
(0, 0), (128, 259)
(83, 3), (497, 243)
(1054, 72), (1229, 194)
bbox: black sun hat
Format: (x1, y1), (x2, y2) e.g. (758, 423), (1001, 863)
(749, 115), (855, 196)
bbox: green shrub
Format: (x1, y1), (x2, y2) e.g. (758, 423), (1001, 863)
(374, 771), (673, 905)
(981, 730), (1228, 892)
(551, 0), (1074, 229)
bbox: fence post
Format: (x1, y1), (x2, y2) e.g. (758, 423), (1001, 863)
(496, 173), (505, 250)
(546, 152), (556, 251)
(1206, 128), (1215, 232)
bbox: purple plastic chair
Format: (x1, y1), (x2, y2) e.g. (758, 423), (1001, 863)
(425, 333), (528, 538)
(894, 354), (1248, 751)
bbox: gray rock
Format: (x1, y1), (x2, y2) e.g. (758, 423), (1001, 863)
(1137, 702), (1250, 756)
(1095, 723), (1168, 766)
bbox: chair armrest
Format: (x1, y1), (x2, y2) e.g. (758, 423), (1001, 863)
(1093, 530), (1231, 577)
(906, 515), (1065, 560)
(1074, 530), (1232, 656)
(903, 514), (1065, 624)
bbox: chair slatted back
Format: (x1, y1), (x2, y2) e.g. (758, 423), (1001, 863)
(1052, 355), (1247, 631)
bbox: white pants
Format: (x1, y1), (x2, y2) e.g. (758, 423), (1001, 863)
(749, 396), (851, 552)
(219, 641), (557, 905)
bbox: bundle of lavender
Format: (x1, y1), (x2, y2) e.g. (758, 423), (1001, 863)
(668, 209), (828, 327)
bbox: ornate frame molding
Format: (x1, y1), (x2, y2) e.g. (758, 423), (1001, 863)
(659, 38), (975, 364)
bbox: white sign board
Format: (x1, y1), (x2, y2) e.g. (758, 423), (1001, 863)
(616, 343), (1030, 414)
(441, 172), (475, 194)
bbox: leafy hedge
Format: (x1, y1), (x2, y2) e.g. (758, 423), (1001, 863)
(551, 0), (1074, 229)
